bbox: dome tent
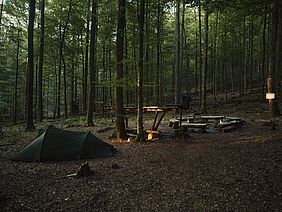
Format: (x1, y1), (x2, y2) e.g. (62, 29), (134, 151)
(11, 126), (114, 162)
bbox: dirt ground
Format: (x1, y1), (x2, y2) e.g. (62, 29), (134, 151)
(1, 110), (282, 211)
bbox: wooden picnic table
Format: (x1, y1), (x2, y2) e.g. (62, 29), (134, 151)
(122, 106), (177, 130)
(143, 106), (177, 130)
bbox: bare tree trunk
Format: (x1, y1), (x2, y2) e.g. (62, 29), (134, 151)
(145, 0), (150, 104)
(83, 0), (91, 114)
(175, 0), (181, 106)
(275, 0), (282, 99)
(249, 18), (254, 92)
(268, 0), (281, 117)
(38, 0), (45, 122)
(194, 8), (198, 97)
(181, 0), (186, 93)
(213, 12), (219, 102)
(57, 18), (62, 119)
(14, 28), (20, 124)
(25, 0), (36, 131)
(156, 0), (161, 103)
(135, 0), (145, 142)
(62, 53), (67, 118)
(198, 0), (202, 106)
(201, 9), (208, 113)
(114, 0), (127, 139)
(243, 17), (247, 92)
(87, 0), (97, 126)
(261, 8), (267, 99)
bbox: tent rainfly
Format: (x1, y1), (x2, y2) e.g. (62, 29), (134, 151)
(11, 126), (114, 162)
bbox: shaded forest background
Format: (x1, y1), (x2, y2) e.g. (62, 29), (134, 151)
(0, 0), (281, 129)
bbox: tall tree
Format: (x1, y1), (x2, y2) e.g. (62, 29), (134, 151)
(63, 1), (72, 119)
(114, 0), (127, 139)
(38, 0), (45, 122)
(269, 0), (281, 117)
(198, 0), (202, 104)
(25, 0), (36, 131)
(87, 0), (97, 126)
(14, 27), (20, 124)
(201, 5), (208, 113)
(135, 0), (145, 142)
(83, 0), (91, 114)
(175, 0), (181, 106)
(261, 6), (267, 99)
(156, 0), (162, 103)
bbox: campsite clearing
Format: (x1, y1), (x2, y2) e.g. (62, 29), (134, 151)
(0, 114), (282, 211)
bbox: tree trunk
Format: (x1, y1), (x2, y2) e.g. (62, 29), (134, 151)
(62, 53), (67, 118)
(114, 0), (127, 139)
(87, 0), (97, 126)
(135, 0), (145, 142)
(62, 2), (72, 118)
(180, 0), (185, 92)
(125, 27), (129, 106)
(194, 8), (198, 97)
(198, 0), (202, 107)
(83, 0), (91, 115)
(70, 56), (75, 114)
(25, 0), (36, 131)
(201, 9), (208, 113)
(249, 18), (254, 92)
(175, 0), (181, 106)
(38, 0), (45, 122)
(275, 0), (282, 99)
(108, 40), (113, 106)
(213, 12), (219, 102)
(14, 28), (20, 124)
(243, 17), (247, 92)
(156, 0), (163, 104)
(269, 0), (281, 116)
(145, 0), (150, 104)
(57, 18), (62, 119)
(261, 9), (267, 99)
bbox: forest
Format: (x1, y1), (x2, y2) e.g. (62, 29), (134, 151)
(1, 0), (282, 211)
(0, 0), (281, 133)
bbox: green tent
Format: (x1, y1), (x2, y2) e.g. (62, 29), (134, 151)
(12, 126), (114, 162)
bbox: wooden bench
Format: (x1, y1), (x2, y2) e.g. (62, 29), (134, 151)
(182, 123), (207, 133)
(188, 115), (225, 124)
(169, 118), (188, 129)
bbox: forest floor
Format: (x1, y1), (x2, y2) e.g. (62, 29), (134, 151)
(1, 92), (282, 211)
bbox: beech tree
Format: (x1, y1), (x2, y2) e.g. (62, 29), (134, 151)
(114, 0), (127, 139)
(25, 0), (36, 131)
(38, 0), (45, 122)
(135, 0), (145, 142)
(87, 0), (97, 126)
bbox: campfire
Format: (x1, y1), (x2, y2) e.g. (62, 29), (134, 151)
(111, 129), (160, 142)
(145, 130), (160, 141)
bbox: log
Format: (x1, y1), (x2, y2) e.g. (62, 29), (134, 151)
(182, 123), (207, 133)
